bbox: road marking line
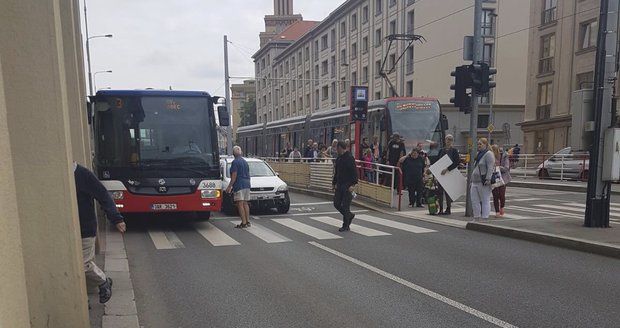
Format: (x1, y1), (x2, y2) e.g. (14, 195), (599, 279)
(272, 218), (342, 240)
(310, 216), (391, 237)
(291, 201), (333, 206)
(194, 222), (240, 246)
(260, 209), (369, 218)
(231, 221), (291, 243)
(507, 198), (543, 202)
(355, 214), (436, 233)
(510, 205), (582, 219)
(147, 230), (185, 249)
(562, 202), (620, 215)
(309, 242), (518, 328)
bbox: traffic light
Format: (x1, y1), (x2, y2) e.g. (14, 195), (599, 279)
(471, 62), (497, 95)
(350, 86), (369, 121)
(450, 65), (472, 113)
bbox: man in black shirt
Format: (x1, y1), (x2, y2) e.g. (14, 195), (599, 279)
(332, 141), (358, 232)
(74, 163), (126, 304)
(387, 133), (406, 187)
(437, 135), (460, 215)
(399, 149), (426, 207)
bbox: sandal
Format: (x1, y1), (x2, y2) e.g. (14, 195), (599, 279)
(234, 223), (248, 229)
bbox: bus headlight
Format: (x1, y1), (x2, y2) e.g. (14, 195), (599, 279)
(201, 189), (221, 199)
(111, 191), (124, 200)
(276, 185), (288, 193)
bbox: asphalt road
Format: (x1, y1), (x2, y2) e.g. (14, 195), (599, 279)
(122, 192), (620, 328)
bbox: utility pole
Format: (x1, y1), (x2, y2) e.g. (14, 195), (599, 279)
(465, 0), (483, 217)
(84, 0), (94, 97)
(584, 0), (618, 228)
(224, 35), (233, 155)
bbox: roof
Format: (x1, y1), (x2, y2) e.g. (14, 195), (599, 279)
(95, 90), (211, 97)
(275, 20), (319, 41)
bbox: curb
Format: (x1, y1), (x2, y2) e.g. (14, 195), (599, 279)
(101, 232), (140, 328)
(509, 180), (620, 195)
(466, 222), (620, 259)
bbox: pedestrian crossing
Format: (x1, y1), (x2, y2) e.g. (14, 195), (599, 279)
(146, 214), (436, 249)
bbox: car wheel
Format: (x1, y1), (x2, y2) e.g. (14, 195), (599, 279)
(538, 168), (550, 179)
(277, 192), (291, 214)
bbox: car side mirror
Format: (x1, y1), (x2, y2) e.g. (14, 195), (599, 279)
(218, 106), (230, 126)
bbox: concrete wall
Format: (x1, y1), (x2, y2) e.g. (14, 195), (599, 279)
(0, 0), (90, 326)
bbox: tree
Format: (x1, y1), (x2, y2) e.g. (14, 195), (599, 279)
(239, 99), (257, 127)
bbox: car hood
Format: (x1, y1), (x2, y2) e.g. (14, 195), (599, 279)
(250, 176), (286, 188)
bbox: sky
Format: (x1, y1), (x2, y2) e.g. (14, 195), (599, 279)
(84, 0), (336, 95)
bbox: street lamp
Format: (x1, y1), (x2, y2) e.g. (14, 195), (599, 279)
(84, 0), (113, 97)
(93, 70), (112, 91)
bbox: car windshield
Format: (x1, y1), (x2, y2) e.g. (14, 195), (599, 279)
(95, 95), (217, 168)
(226, 161), (275, 178)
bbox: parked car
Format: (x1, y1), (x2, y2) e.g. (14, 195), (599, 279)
(537, 147), (589, 180)
(220, 157), (290, 215)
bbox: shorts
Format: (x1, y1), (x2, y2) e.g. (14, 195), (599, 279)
(234, 189), (250, 202)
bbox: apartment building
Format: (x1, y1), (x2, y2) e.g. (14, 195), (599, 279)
(521, 0), (615, 154)
(253, 0), (530, 128)
(231, 80), (256, 139)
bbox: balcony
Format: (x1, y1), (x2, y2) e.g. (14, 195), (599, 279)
(541, 8), (557, 25)
(538, 57), (554, 74)
(536, 105), (551, 120)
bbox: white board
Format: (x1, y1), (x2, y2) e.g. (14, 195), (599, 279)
(429, 154), (467, 201)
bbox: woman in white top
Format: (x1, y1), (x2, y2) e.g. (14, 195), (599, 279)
(470, 138), (495, 220)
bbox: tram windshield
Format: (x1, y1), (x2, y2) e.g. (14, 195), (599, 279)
(388, 99), (443, 157)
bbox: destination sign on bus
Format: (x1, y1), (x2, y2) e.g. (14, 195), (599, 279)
(166, 100), (182, 111)
(395, 102), (433, 111)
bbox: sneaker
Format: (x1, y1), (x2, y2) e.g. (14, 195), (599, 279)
(500, 208), (505, 216)
(338, 226), (350, 232)
(99, 278), (113, 304)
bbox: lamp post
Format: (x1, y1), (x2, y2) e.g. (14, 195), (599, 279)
(84, 0), (113, 97)
(93, 70), (112, 92)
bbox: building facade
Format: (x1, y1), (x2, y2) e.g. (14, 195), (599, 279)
(231, 79), (257, 140)
(253, 0), (530, 132)
(521, 0), (619, 154)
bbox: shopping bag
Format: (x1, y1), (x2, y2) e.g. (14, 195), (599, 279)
(491, 167), (505, 189)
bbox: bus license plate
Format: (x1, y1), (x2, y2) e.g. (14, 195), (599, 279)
(152, 203), (177, 211)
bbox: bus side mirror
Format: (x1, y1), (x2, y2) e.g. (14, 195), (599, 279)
(441, 115), (449, 131)
(218, 106), (230, 126)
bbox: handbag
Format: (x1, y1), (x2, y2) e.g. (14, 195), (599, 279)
(491, 166), (505, 189)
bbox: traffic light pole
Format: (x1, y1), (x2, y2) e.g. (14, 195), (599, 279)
(465, 0), (483, 217)
(584, 0), (617, 228)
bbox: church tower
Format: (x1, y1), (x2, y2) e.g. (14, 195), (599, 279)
(259, 0), (302, 47)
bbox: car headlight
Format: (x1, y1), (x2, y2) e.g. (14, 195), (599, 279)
(201, 189), (221, 199)
(111, 191), (124, 200)
(277, 185), (288, 192)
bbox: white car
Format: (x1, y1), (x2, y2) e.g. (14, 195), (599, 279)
(220, 157), (290, 215)
(537, 147), (589, 180)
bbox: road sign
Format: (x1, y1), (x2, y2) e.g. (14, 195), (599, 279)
(487, 123), (495, 133)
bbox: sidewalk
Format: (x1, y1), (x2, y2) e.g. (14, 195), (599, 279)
(508, 177), (620, 194)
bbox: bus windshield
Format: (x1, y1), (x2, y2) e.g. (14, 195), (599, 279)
(95, 96), (216, 169)
(388, 100), (443, 156)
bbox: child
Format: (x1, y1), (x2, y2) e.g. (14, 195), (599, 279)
(423, 169), (440, 215)
(362, 148), (374, 182)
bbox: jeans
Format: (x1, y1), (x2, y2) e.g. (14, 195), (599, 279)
(471, 183), (492, 219)
(82, 237), (106, 285)
(334, 186), (354, 226)
(407, 181), (423, 206)
(492, 185), (507, 212)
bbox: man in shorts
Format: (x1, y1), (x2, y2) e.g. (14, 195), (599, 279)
(226, 146), (252, 228)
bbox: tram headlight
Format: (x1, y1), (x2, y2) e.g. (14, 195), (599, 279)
(111, 191), (124, 200)
(201, 189), (221, 199)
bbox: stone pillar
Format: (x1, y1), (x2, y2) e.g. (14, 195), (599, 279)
(0, 0), (90, 326)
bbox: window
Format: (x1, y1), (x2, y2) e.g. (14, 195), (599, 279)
(351, 71), (357, 85)
(389, 0), (396, 7)
(299, 96), (303, 110)
(291, 57), (295, 68)
(579, 20), (598, 50)
(375, 91), (381, 100)
(375, 28), (382, 47)
(331, 29), (337, 49)
(340, 49), (347, 65)
(576, 71), (594, 90)
(375, 60), (382, 77)
(389, 20), (397, 36)
(261, 58), (265, 70)
(537, 81), (553, 119)
(315, 90), (320, 109)
(389, 53), (396, 69)
(362, 36), (369, 53)
(375, 0), (383, 15)
(305, 94), (310, 110)
(274, 68), (278, 78)
(305, 46), (310, 60)
(406, 46), (414, 73)
(351, 13), (358, 30)
(539, 34), (555, 74)
(477, 114), (490, 128)
(314, 65), (319, 85)
(406, 81), (413, 97)
(321, 60), (328, 75)
(292, 79), (296, 90)
(279, 64), (283, 77)
(330, 55), (336, 77)
(341, 77), (347, 93)
(314, 40), (319, 59)
(541, 0), (557, 25)
(407, 10), (414, 33)
(322, 85), (329, 100)
(285, 82), (289, 94)
(340, 22), (346, 38)
(481, 9), (495, 36)
(351, 42), (358, 59)
(298, 51), (302, 65)
(362, 6), (369, 23)
(321, 35), (328, 50)
(267, 54), (270, 63)
(305, 70), (310, 85)
(362, 66), (369, 83)
(331, 82), (336, 103)
(483, 43), (494, 65)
